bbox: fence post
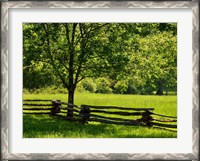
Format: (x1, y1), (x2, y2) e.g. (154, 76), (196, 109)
(50, 100), (61, 116)
(79, 105), (90, 124)
(141, 110), (153, 127)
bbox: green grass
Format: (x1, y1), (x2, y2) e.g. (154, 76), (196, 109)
(23, 93), (177, 138)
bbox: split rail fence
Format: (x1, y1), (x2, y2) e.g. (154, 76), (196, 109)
(23, 99), (177, 132)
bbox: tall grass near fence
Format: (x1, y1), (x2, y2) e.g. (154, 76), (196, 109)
(23, 93), (177, 138)
(24, 93), (177, 115)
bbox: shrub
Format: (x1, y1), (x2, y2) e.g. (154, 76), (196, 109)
(81, 78), (97, 93)
(114, 81), (128, 94)
(23, 86), (68, 94)
(76, 84), (86, 93)
(95, 77), (113, 94)
(23, 88), (30, 94)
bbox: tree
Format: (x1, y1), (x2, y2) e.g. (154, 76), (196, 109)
(23, 23), (130, 117)
(23, 22), (177, 117)
(23, 24), (58, 89)
(129, 32), (177, 95)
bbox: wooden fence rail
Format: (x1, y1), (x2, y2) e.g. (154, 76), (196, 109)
(23, 99), (177, 131)
(81, 104), (154, 111)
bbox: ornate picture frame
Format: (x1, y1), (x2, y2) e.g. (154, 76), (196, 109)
(1, 1), (199, 160)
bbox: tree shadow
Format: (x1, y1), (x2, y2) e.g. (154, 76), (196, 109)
(23, 115), (176, 138)
(23, 115), (118, 138)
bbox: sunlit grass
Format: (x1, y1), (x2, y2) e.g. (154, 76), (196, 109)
(23, 93), (177, 138)
(24, 93), (177, 115)
(23, 115), (176, 138)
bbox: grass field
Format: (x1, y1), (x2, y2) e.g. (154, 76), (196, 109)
(23, 93), (177, 138)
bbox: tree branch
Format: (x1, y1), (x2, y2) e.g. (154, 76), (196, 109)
(57, 57), (69, 71)
(71, 23), (78, 45)
(42, 23), (69, 89)
(64, 24), (71, 45)
(77, 76), (85, 83)
(73, 24), (88, 86)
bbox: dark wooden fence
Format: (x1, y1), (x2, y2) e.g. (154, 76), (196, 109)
(23, 100), (177, 132)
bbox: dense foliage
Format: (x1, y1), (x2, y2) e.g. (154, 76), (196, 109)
(23, 23), (177, 102)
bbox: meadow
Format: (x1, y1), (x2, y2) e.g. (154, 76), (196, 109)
(23, 93), (177, 138)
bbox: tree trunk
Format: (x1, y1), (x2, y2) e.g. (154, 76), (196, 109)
(156, 87), (163, 95)
(67, 88), (75, 118)
(66, 24), (78, 118)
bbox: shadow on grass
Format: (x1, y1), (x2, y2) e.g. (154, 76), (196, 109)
(23, 114), (117, 138)
(23, 114), (177, 138)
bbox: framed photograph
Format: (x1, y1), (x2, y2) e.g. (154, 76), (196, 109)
(1, 1), (199, 160)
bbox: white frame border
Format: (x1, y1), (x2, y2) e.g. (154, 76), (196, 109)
(1, 1), (199, 160)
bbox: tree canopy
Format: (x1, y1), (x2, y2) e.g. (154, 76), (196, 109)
(23, 23), (177, 107)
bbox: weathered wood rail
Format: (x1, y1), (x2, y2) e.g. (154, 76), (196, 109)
(23, 99), (177, 132)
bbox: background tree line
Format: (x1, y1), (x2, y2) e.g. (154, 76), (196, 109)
(23, 23), (177, 102)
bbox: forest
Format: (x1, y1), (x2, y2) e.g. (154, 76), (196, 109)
(23, 23), (177, 104)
